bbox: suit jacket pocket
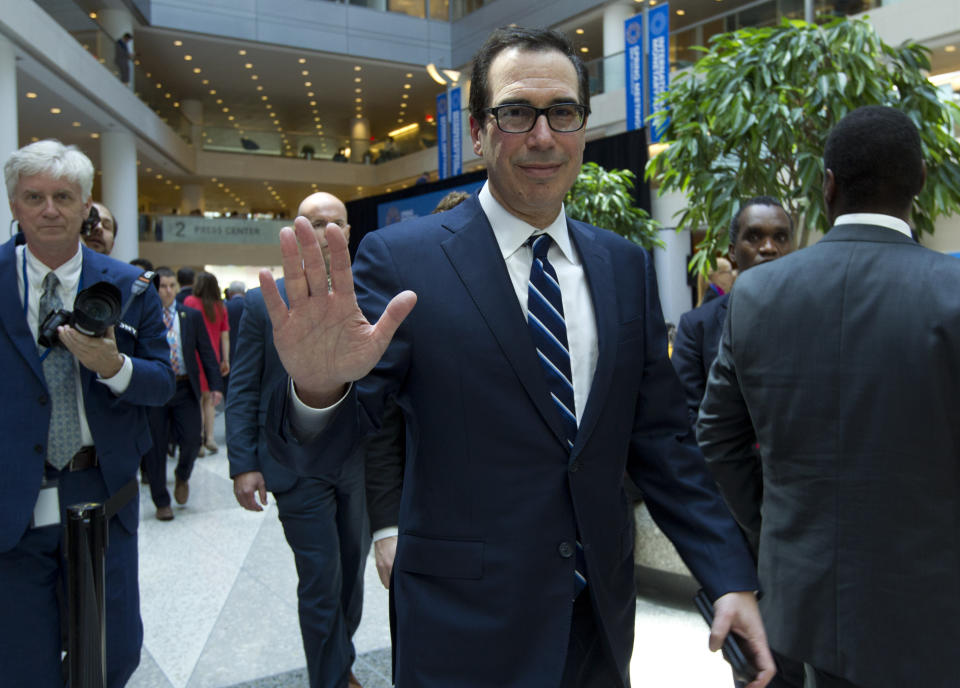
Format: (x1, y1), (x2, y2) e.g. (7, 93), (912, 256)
(397, 533), (484, 580)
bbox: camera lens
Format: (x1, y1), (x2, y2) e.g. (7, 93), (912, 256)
(71, 282), (121, 337)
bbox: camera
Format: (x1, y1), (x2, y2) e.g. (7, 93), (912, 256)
(38, 281), (122, 349)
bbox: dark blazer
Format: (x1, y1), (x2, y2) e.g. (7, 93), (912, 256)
(267, 195), (758, 687)
(672, 293), (728, 427)
(697, 224), (960, 688)
(0, 240), (175, 548)
(176, 302), (223, 400)
(175, 286), (191, 306)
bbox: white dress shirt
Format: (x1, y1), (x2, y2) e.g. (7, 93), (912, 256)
(833, 213), (912, 238)
(16, 243), (133, 447)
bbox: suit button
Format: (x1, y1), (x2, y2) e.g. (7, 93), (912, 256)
(38, 395), (49, 406)
(558, 541), (574, 558)
(34, 444), (43, 454)
(569, 460), (581, 473)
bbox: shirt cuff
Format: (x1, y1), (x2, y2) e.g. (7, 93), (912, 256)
(96, 354), (132, 394)
(373, 526), (398, 542)
(288, 378), (352, 437)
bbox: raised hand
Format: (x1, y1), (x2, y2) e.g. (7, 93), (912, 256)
(259, 216), (416, 408)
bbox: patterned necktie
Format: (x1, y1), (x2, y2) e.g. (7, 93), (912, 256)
(526, 234), (587, 596)
(163, 307), (183, 375)
(40, 272), (82, 469)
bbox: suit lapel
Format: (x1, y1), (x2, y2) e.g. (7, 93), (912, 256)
(0, 239), (45, 385)
(440, 202), (570, 448)
(567, 221), (615, 461)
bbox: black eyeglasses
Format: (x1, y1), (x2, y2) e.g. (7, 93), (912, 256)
(483, 103), (588, 134)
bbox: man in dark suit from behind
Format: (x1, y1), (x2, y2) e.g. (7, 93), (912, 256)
(673, 197), (793, 428)
(258, 27), (775, 688)
(697, 106), (960, 688)
(226, 192), (374, 688)
(222, 280), (246, 398)
(175, 266), (194, 306)
(144, 267), (222, 520)
(0, 139), (174, 686)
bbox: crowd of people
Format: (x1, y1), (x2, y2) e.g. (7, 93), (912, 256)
(1, 24), (957, 688)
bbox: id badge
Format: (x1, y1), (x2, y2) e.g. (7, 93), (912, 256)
(31, 479), (60, 529)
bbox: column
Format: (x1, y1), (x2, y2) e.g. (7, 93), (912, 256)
(98, 8), (134, 91)
(180, 99), (203, 149)
(0, 35), (18, 234)
(100, 129), (138, 262)
(603, 0), (634, 94)
(180, 184), (204, 215)
(651, 187), (693, 324)
(350, 117), (370, 164)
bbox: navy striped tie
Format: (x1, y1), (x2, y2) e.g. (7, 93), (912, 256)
(527, 234), (586, 596)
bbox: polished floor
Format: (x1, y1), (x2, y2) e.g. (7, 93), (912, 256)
(127, 412), (734, 687)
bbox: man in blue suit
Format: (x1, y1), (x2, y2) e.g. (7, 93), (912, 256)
(143, 266), (223, 521)
(261, 28), (774, 687)
(226, 192), (371, 688)
(0, 139), (174, 686)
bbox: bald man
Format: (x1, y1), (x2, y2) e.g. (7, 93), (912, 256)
(225, 191), (369, 688)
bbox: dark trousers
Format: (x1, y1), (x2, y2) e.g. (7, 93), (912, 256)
(560, 591), (623, 688)
(0, 466), (142, 687)
(274, 450), (370, 688)
(144, 378), (201, 508)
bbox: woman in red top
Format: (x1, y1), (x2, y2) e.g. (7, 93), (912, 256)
(184, 271), (229, 453)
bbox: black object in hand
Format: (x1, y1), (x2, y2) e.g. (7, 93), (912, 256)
(693, 588), (759, 683)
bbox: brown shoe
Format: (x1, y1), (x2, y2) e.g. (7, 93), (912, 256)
(174, 479), (189, 505)
(347, 671), (363, 688)
(156, 506), (174, 521)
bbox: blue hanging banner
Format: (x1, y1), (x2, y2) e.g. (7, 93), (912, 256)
(647, 2), (670, 142)
(450, 86), (462, 177)
(624, 14), (644, 132)
(436, 91), (449, 180)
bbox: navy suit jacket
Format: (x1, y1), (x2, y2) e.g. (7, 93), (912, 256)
(0, 240), (175, 548)
(672, 293), (728, 427)
(267, 195), (757, 687)
(225, 294), (244, 371)
(176, 303), (223, 400)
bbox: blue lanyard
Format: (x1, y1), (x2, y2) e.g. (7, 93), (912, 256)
(23, 248), (83, 361)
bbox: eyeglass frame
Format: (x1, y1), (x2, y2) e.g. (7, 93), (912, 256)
(481, 102), (588, 134)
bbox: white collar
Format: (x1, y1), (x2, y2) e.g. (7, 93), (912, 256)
(834, 213), (912, 238)
(24, 242), (83, 293)
(478, 182), (576, 263)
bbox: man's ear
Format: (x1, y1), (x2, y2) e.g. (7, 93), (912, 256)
(470, 116), (483, 156)
(823, 169), (836, 207)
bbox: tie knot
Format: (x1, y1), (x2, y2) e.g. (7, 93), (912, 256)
(529, 233), (553, 260)
(42, 271), (60, 293)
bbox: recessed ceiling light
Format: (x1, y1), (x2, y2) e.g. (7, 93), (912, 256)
(184, 55), (192, 61)
(261, 95), (268, 100)
(173, 40), (183, 47)
(245, 63), (253, 69)
(355, 97), (362, 103)
(946, 45), (957, 52)
(575, 28), (584, 35)
(403, 84), (411, 89)
(676, 8), (685, 15)
(50, 107), (61, 114)
(216, 98), (223, 104)
(309, 100), (317, 106)
(580, 47), (589, 53)
(256, 85), (263, 91)
(265, 104), (272, 109)
(301, 70), (309, 76)
(355, 88), (362, 94)
(406, 72), (413, 78)
(307, 91), (314, 97)
(193, 67), (202, 74)
(251, 75), (258, 80)
(304, 81), (312, 87)
(401, 102), (407, 108)
(25, 92), (37, 98)
(354, 77), (362, 83)
(354, 65), (362, 71)
(89, 12), (97, 19)
(402, 93), (409, 99)
(222, 107), (229, 112)
(90, 133), (100, 139)
(202, 79), (209, 85)
(72, 121), (81, 127)
(209, 89), (217, 95)
(239, 49), (247, 55)
(298, 57), (306, 64)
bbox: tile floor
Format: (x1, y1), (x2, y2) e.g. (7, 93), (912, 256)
(127, 412), (734, 687)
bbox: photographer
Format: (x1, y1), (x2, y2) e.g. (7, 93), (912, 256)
(0, 139), (174, 687)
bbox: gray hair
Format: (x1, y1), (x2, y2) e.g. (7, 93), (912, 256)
(228, 280), (246, 293)
(4, 139), (94, 201)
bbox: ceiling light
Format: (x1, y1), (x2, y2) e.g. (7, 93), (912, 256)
(209, 89), (216, 95)
(403, 83), (411, 89)
(184, 55), (192, 61)
(256, 85), (263, 91)
(301, 70), (309, 76)
(676, 8), (686, 14)
(354, 77), (362, 83)
(265, 104), (272, 109)
(580, 47), (589, 53)
(245, 63), (253, 69)
(307, 91), (314, 97)
(946, 45), (957, 53)
(401, 102), (407, 108)
(26, 92), (37, 98)
(314, 116), (320, 121)
(89, 11), (97, 18)
(355, 88), (362, 93)
(90, 133), (100, 139)
(310, 100), (317, 106)
(354, 65), (362, 71)
(304, 81), (312, 87)
(216, 99), (223, 104)
(173, 40), (183, 46)
(193, 67), (202, 74)
(50, 107), (61, 114)
(355, 97), (362, 102)
(173, 102), (180, 107)
(575, 28), (584, 35)
(202, 79), (209, 85)
(298, 57), (306, 64)
(165, 92), (171, 98)
(72, 121), (81, 127)
(222, 107), (229, 112)
(388, 123), (419, 138)
(405, 72), (413, 78)
(251, 75), (258, 80)
(238, 49), (247, 55)
(262, 95), (268, 100)
(402, 93), (409, 99)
